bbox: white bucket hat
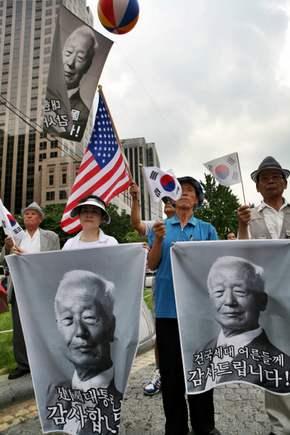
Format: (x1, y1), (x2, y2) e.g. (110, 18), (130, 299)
(70, 196), (110, 224)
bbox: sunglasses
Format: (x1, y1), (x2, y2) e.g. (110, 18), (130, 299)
(161, 197), (175, 207)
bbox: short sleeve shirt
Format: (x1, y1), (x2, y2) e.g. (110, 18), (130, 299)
(148, 214), (219, 318)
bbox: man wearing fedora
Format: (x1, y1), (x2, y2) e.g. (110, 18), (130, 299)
(0, 202), (60, 380)
(238, 156), (290, 435)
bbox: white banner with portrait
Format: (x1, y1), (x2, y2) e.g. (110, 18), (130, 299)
(171, 239), (290, 395)
(7, 243), (147, 434)
(43, 5), (113, 142)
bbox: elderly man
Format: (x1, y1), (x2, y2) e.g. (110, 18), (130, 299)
(0, 202), (60, 379)
(237, 156), (290, 435)
(192, 256), (290, 392)
(52, 270), (122, 434)
(62, 25), (97, 140)
(148, 176), (220, 435)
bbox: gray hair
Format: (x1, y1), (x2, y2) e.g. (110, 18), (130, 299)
(55, 270), (115, 319)
(207, 256), (265, 293)
(64, 25), (98, 67)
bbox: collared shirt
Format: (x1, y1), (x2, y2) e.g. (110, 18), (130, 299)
(64, 367), (114, 433)
(216, 326), (263, 352)
(20, 228), (41, 253)
(62, 228), (118, 250)
(67, 87), (80, 99)
(72, 366), (114, 392)
(205, 326), (263, 389)
(254, 199), (289, 239)
(149, 214), (218, 318)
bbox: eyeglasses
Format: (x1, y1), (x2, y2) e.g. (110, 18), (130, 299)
(258, 174), (284, 183)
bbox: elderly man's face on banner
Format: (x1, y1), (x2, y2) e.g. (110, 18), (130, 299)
(208, 261), (268, 337)
(55, 285), (115, 376)
(62, 26), (96, 90)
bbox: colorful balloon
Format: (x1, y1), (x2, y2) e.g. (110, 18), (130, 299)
(98, 0), (140, 35)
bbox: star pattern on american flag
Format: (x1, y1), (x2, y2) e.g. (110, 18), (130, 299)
(88, 98), (118, 169)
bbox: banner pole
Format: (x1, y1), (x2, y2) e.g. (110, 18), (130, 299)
(236, 153), (247, 204)
(98, 85), (133, 181)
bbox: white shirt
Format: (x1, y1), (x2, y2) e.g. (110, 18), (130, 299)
(67, 87), (80, 99)
(19, 228), (41, 253)
(205, 327), (263, 388)
(63, 367), (115, 433)
(72, 366), (114, 392)
(139, 220), (155, 238)
(254, 199), (289, 239)
(62, 228), (118, 250)
(216, 326), (263, 351)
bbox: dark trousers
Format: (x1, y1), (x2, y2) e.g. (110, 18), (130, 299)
(156, 318), (215, 435)
(11, 291), (29, 370)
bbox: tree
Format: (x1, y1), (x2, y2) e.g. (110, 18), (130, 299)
(100, 203), (132, 243)
(194, 174), (241, 239)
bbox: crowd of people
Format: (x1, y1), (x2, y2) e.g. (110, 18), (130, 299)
(1, 155), (289, 435)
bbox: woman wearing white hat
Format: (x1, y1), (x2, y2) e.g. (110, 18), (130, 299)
(62, 195), (118, 250)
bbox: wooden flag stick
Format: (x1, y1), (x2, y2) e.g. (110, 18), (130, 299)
(236, 153), (247, 204)
(98, 85), (133, 181)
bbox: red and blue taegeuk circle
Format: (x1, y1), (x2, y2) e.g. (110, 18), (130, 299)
(7, 214), (16, 227)
(160, 174), (176, 192)
(98, 0), (140, 35)
(215, 165), (230, 180)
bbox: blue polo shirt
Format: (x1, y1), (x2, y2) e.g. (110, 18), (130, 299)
(148, 214), (219, 319)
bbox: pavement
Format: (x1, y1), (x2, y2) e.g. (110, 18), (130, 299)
(0, 347), (272, 435)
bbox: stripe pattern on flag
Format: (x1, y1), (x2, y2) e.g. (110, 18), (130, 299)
(61, 93), (130, 234)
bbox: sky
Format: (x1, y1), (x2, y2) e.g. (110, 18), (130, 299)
(86, 0), (290, 206)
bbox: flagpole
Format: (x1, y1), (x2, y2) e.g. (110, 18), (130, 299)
(98, 85), (133, 181)
(236, 153), (247, 204)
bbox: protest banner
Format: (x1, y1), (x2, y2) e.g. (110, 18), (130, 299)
(171, 239), (290, 395)
(43, 5), (113, 142)
(7, 244), (147, 434)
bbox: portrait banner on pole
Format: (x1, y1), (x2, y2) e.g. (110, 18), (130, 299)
(43, 5), (113, 142)
(7, 244), (147, 434)
(171, 239), (290, 395)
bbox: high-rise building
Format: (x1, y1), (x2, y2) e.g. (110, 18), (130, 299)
(0, 0), (94, 214)
(121, 138), (163, 221)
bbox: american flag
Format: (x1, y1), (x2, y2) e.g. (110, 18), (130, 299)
(61, 93), (130, 234)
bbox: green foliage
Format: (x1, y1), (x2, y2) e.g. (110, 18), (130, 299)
(0, 308), (16, 375)
(42, 203), (72, 248)
(126, 230), (148, 244)
(100, 203), (132, 243)
(195, 174), (241, 239)
(143, 289), (152, 313)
